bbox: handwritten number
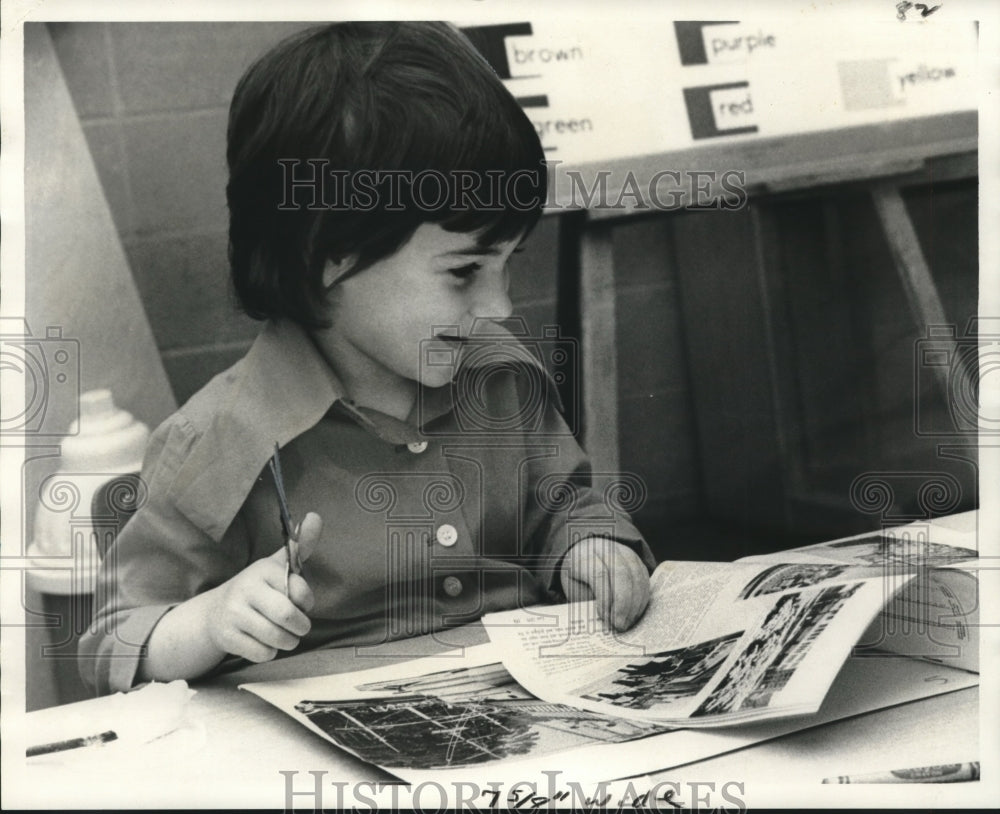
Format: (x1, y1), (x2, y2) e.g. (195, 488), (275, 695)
(899, 1), (942, 20)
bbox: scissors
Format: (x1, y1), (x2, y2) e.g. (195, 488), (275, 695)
(267, 442), (301, 597)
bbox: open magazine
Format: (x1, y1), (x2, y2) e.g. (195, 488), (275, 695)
(482, 519), (978, 726)
(483, 562), (901, 726)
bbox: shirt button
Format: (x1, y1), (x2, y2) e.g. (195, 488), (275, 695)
(406, 441), (428, 454)
(442, 576), (463, 597)
(435, 524), (458, 547)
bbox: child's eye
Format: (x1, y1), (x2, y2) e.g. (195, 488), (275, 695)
(448, 263), (481, 280)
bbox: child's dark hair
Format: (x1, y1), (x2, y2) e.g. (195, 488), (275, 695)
(227, 22), (547, 327)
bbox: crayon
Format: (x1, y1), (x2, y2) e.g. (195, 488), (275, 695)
(822, 762), (979, 784)
(27, 729), (118, 757)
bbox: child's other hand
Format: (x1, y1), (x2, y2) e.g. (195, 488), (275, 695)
(559, 536), (651, 631)
(208, 512), (321, 663)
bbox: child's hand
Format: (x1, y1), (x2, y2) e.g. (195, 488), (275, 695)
(559, 536), (651, 631)
(207, 512), (322, 663)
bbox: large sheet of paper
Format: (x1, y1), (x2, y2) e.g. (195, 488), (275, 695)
(240, 642), (977, 786)
(454, 18), (977, 164)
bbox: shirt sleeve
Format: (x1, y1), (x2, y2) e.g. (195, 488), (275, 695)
(78, 415), (249, 695)
(518, 369), (657, 594)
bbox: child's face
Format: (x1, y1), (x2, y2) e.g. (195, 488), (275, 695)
(317, 223), (523, 392)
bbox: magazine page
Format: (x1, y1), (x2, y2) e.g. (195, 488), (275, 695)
(736, 517), (979, 568)
(484, 561), (908, 725)
(738, 521), (980, 672)
(855, 564), (980, 672)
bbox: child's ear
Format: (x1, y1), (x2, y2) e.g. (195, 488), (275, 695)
(322, 256), (356, 289)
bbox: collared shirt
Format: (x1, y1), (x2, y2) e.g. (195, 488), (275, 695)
(80, 320), (654, 694)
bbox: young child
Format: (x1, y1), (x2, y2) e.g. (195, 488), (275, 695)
(80, 22), (654, 695)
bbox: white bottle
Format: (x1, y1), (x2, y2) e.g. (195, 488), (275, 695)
(28, 390), (150, 594)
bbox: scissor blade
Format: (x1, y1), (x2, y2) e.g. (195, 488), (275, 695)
(268, 444), (295, 539)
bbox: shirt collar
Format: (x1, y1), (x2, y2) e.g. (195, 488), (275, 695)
(170, 319), (347, 540)
(169, 318), (535, 541)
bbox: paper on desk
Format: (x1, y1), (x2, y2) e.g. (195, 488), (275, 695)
(25, 680), (198, 768)
(240, 640), (977, 788)
(242, 643), (682, 785)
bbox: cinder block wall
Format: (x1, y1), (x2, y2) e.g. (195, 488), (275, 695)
(48, 23), (313, 405)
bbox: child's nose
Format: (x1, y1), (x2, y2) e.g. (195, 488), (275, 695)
(469, 275), (513, 321)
